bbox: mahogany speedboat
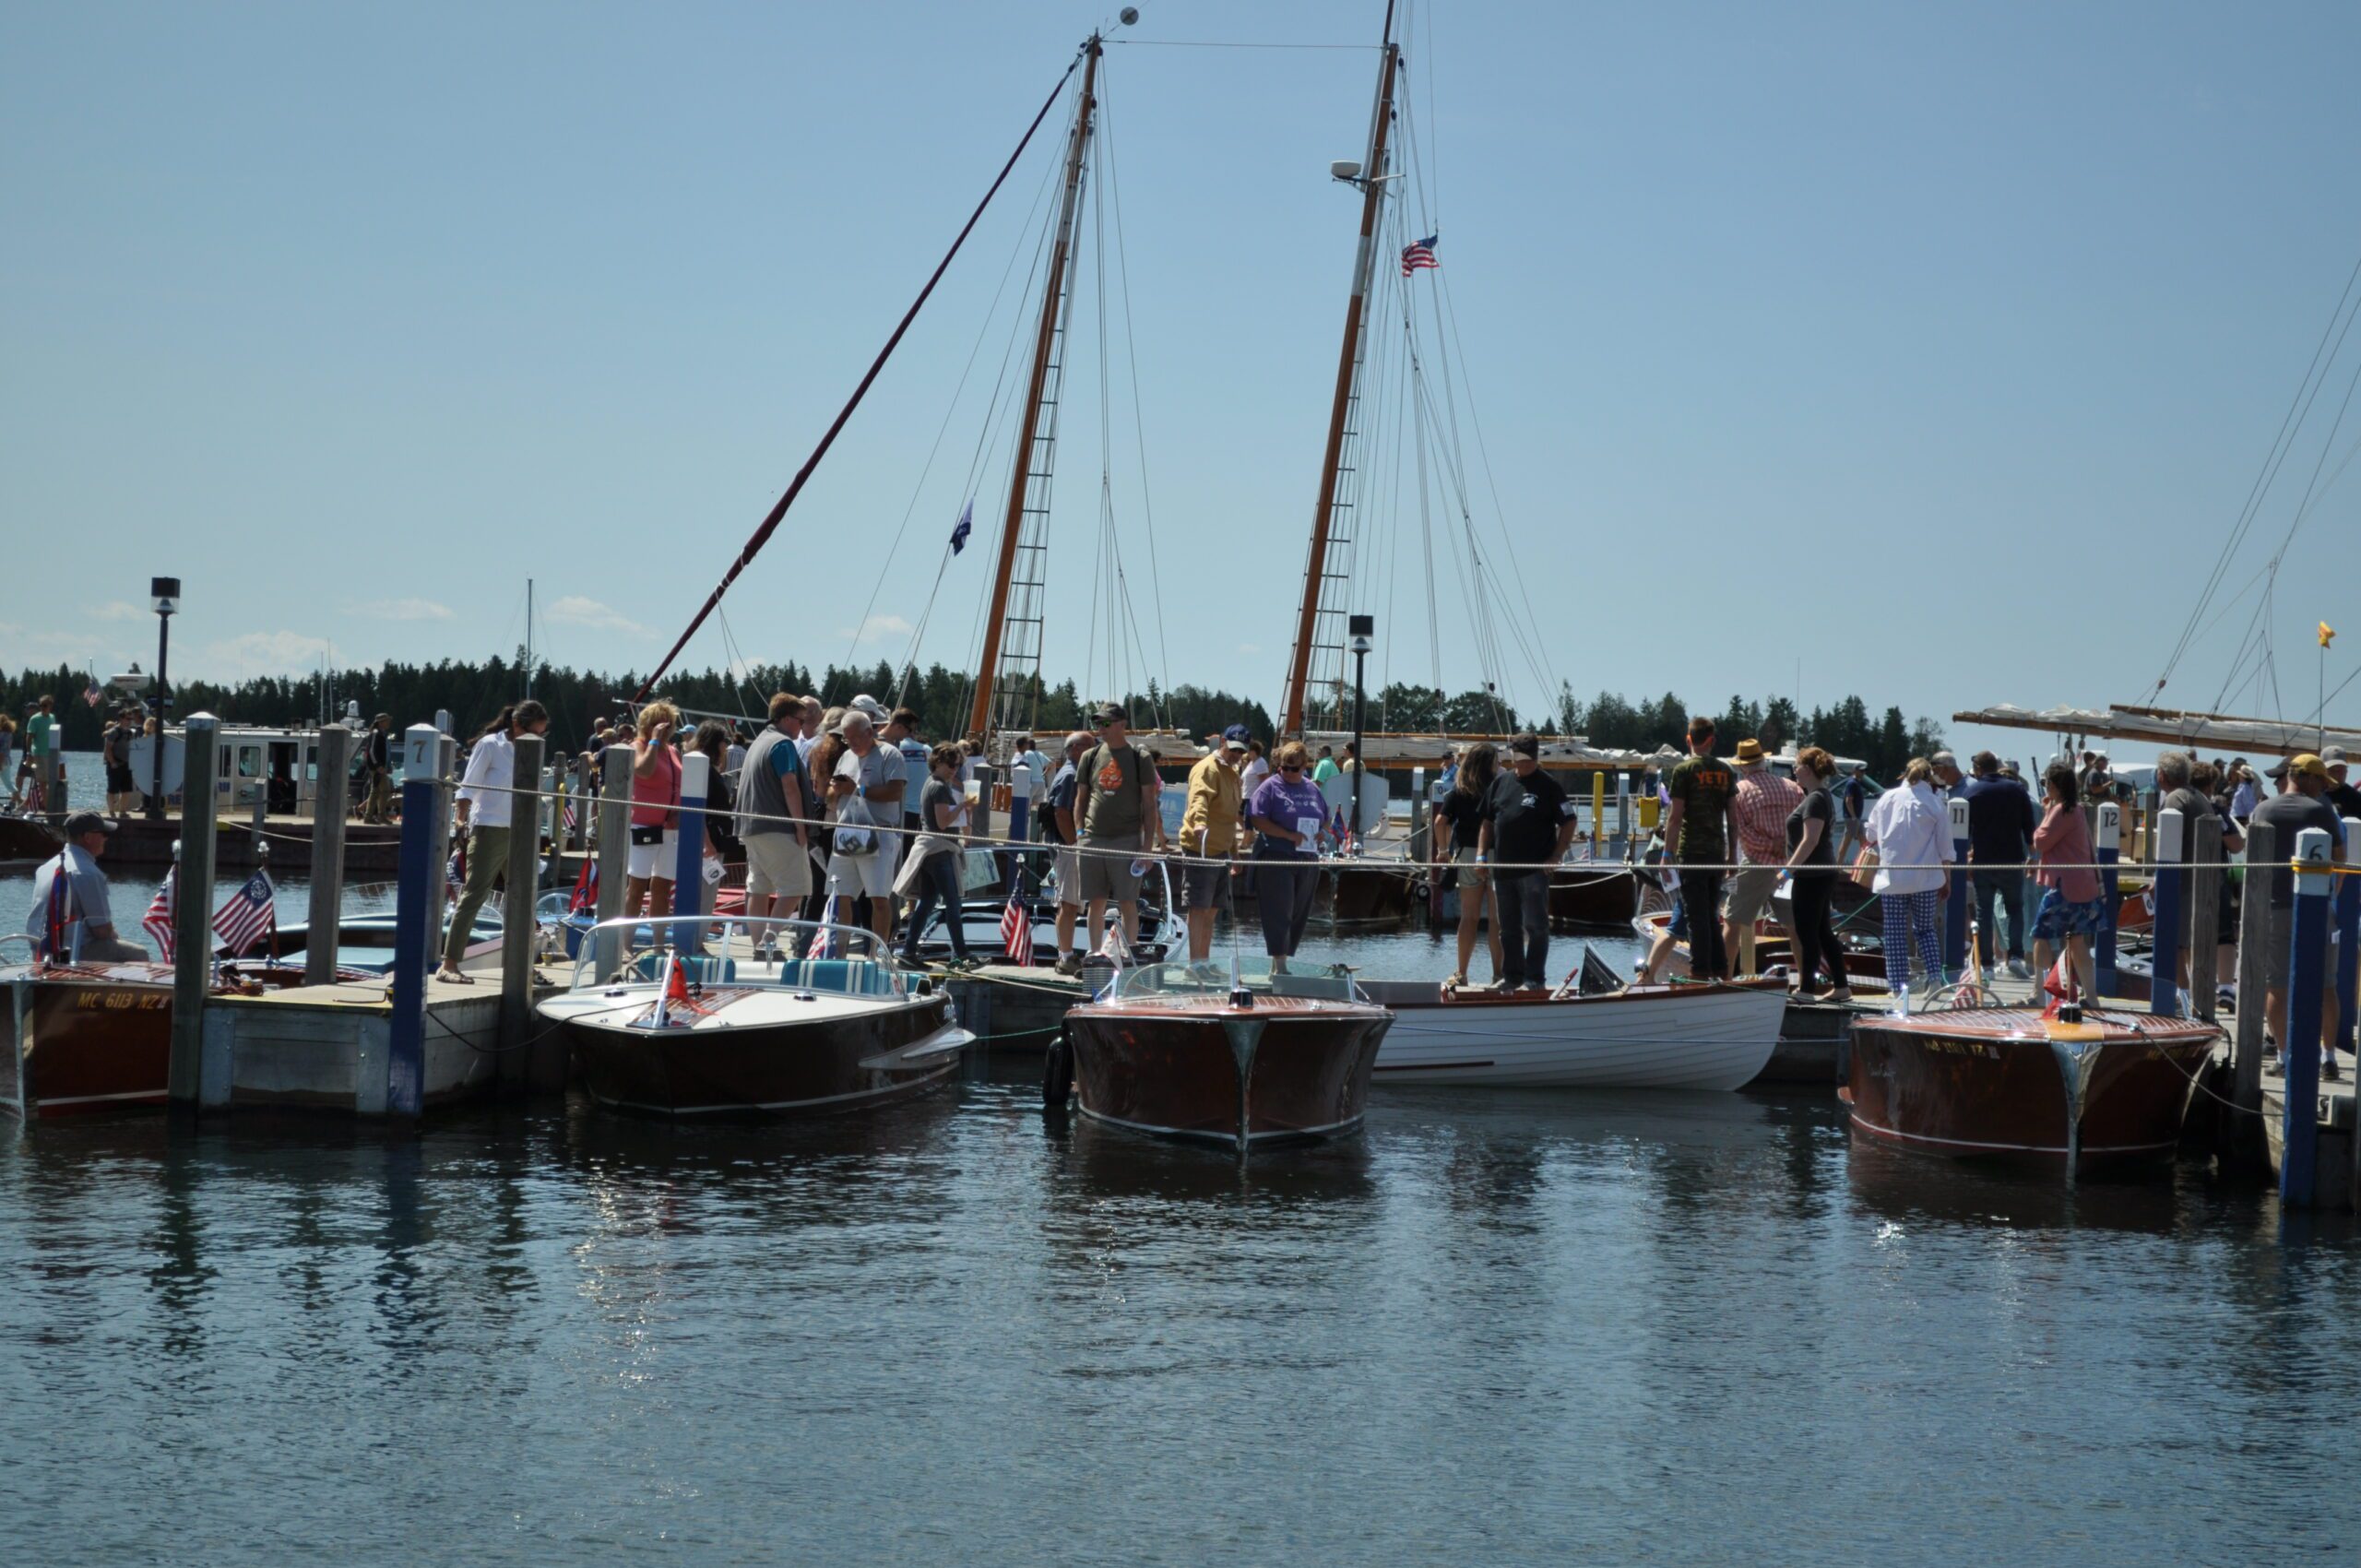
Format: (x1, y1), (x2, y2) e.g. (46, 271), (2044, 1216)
(1055, 960), (1392, 1152)
(536, 917), (973, 1117)
(1842, 1005), (2219, 1175)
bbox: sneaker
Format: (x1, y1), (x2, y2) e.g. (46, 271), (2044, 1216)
(1052, 953), (1084, 978)
(2326, 1056), (2345, 1083)
(2006, 958), (2031, 980)
(2264, 1053), (2284, 1077)
(1491, 977), (1519, 994)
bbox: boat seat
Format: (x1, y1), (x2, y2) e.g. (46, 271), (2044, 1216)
(782, 958), (898, 997)
(626, 952), (738, 985)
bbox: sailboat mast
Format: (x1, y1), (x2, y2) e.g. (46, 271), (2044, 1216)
(968, 35), (1101, 740)
(1282, 12), (1399, 737)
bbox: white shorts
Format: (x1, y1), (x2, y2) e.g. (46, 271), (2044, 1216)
(1054, 845), (1082, 908)
(744, 832), (813, 900)
(626, 830), (680, 881)
(827, 833), (900, 901)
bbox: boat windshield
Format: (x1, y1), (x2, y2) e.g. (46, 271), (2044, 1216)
(562, 915), (904, 1001)
(1109, 958), (1364, 1005)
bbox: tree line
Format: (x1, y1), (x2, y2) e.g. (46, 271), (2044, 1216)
(3, 659), (1941, 782)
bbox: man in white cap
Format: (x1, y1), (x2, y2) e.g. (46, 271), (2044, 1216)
(826, 708), (905, 949)
(27, 813), (148, 963)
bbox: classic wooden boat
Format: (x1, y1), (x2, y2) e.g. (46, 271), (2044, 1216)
(536, 918), (973, 1117)
(1, 952), (365, 1119)
(1359, 973), (1786, 1090)
(1842, 1006), (2218, 1174)
(1547, 864), (1642, 931)
(1057, 961), (1392, 1150)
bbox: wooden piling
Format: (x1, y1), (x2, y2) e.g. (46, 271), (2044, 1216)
(2280, 826), (2333, 1205)
(2094, 802), (2120, 996)
(500, 733), (544, 1067)
(593, 744), (631, 981)
(304, 724), (353, 987)
(423, 732), (456, 964)
(674, 751), (710, 953)
(2187, 813), (2222, 1024)
(165, 714), (220, 1106)
(2335, 814), (2359, 1064)
(2150, 808), (2184, 1016)
(2230, 818), (2276, 1165)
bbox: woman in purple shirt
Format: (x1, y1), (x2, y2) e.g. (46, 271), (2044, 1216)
(1248, 741), (1328, 966)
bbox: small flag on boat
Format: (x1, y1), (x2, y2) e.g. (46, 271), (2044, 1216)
(82, 683), (103, 708)
(143, 868), (177, 960)
(1000, 886), (1033, 967)
(568, 855), (599, 915)
(1400, 234), (1439, 276)
(949, 497), (974, 555)
(2321, 621), (2338, 650)
(210, 869), (277, 957)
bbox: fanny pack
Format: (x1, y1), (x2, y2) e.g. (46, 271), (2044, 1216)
(629, 824), (665, 847)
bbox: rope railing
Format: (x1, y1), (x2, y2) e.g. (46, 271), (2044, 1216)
(391, 774), (2284, 881)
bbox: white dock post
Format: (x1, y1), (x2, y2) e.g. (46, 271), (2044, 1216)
(2229, 819), (2277, 1170)
(422, 732), (456, 962)
(166, 714), (220, 1106)
(304, 724), (352, 988)
(500, 733), (545, 1075)
(594, 744), (632, 982)
(2187, 812), (2223, 1024)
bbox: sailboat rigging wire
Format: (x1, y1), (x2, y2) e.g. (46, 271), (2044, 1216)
(1094, 62), (1175, 708)
(631, 49), (1086, 701)
(841, 138), (1067, 673)
(2153, 244), (2361, 698)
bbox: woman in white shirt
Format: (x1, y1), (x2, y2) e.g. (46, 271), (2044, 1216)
(1863, 756), (1954, 994)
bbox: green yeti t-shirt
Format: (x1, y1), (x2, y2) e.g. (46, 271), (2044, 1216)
(1667, 754), (1734, 864)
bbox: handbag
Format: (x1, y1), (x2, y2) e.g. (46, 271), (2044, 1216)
(833, 796), (878, 859)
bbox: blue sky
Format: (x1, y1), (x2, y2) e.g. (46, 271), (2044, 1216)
(5, 1), (2357, 763)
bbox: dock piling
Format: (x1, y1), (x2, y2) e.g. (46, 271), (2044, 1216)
(1944, 795), (1970, 974)
(673, 752), (709, 954)
(2279, 826), (2333, 1206)
(501, 733), (545, 1075)
(166, 715), (220, 1106)
(2188, 814), (2222, 1023)
(2335, 815), (2358, 1066)
(2230, 819), (2276, 1167)
(2150, 808), (2183, 1016)
(386, 724), (442, 1118)
(2095, 802), (2120, 996)
(594, 744), (630, 981)
(422, 733), (456, 966)
(304, 724), (352, 988)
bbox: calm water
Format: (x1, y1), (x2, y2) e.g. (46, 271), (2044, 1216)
(5, 771), (2357, 1561)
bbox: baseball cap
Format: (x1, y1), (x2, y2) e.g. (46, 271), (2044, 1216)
(62, 812), (116, 837)
(2322, 745), (2348, 766)
(849, 695), (888, 723)
(1093, 701), (1128, 726)
(1219, 723), (1251, 752)
(2287, 753), (2331, 781)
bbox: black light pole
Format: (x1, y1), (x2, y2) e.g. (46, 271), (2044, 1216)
(148, 576), (179, 822)
(1348, 613), (1373, 854)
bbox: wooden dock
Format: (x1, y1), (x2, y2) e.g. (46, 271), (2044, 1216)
(196, 972), (552, 1114)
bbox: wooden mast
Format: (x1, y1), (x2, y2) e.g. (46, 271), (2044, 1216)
(1282, 8), (1399, 737)
(968, 35), (1101, 740)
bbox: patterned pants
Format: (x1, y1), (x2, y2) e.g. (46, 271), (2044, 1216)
(1881, 888), (1945, 994)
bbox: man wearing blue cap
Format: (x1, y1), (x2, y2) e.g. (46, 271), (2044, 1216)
(1179, 725), (1252, 966)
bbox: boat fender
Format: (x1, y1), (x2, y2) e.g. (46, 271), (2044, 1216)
(1042, 1027), (1073, 1112)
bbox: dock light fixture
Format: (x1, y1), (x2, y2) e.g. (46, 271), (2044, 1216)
(1348, 614), (1375, 850)
(147, 576), (180, 821)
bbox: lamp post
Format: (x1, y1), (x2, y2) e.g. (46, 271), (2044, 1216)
(148, 576), (179, 822)
(1348, 613), (1373, 855)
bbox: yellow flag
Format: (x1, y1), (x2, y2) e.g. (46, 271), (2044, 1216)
(2323, 621), (2339, 649)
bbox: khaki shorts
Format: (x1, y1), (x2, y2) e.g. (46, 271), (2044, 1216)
(744, 832), (813, 901)
(1723, 864), (1784, 927)
(827, 833), (899, 901)
(1078, 841), (1144, 904)
(1054, 846), (1083, 908)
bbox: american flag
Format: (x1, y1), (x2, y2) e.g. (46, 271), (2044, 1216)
(1400, 234), (1439, 276)
(1000, 887), (1032, 967)
(41, 860), (75, 962)
(143, 868), (177, 959)
(82, 683), (103, 708)
(211, 869), (276, 956)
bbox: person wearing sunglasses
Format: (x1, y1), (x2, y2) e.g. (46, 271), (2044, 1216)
(1247, 740), (1329, 969)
